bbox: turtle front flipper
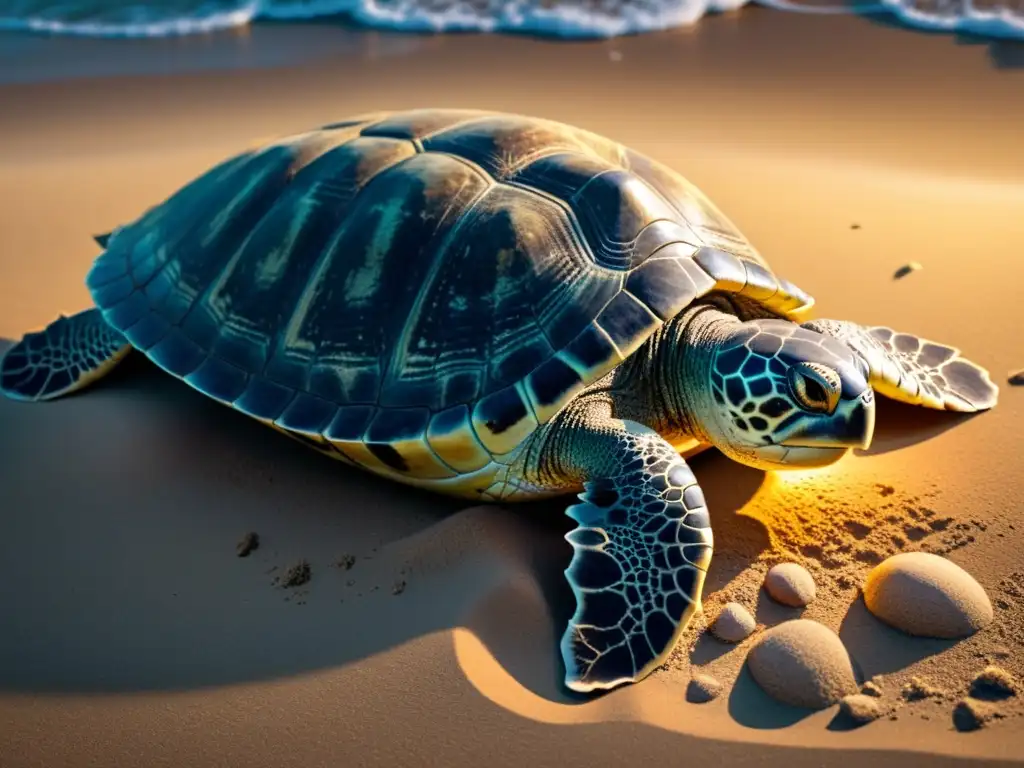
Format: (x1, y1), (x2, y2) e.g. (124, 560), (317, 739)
(0, 308), (131, 401)
(552, 417), (713, 693)
(802, 319), (998, 412)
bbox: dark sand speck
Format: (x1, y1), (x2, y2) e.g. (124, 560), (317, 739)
(236, 532), (259, 558)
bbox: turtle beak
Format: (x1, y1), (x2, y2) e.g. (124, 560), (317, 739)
(857, 389), (876, 450)
(780, 389), (876, 450)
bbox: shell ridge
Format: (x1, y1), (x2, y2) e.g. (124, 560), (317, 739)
(262, 149), (425, 386)
(379, 168), (496, 407)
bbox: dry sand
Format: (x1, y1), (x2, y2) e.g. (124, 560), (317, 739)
(1, 9), (1023, 768)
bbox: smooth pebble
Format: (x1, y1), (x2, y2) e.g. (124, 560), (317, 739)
(686, 674), (723, 703)
(764, 563), (817, 608)
(712, 602), (756, 643)
(863, 552), (992, 639)
(747, 619), (858, 709)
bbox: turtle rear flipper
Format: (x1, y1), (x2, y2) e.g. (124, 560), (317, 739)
(803, 319), (998, 412)
(1, 308), (131, 401)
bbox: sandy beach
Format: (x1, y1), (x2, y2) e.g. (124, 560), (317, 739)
(1, 8), (1023, 767)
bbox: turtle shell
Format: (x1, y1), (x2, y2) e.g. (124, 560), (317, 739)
(86, 109), (813, 490)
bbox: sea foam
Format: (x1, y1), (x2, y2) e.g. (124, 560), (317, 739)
(0, 0), (1020, 42)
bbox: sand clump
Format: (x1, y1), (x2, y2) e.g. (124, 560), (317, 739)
(840, 694), (884, 725)
(746, 620), (858, 709)
(861, 680), (884, 697)
(686, 674), (724, 703)
(712, 602), (756, 643)
(953, 698), (1004, 732)
(764, 563), (816, 607)
(863, 552), (993, 639)
(902, 676), (946, 702)
(275, 560), (312, 589)
(970, 666), (1017, 700)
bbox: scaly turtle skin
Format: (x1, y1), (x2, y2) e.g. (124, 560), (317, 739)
(0, 109), (999, 694)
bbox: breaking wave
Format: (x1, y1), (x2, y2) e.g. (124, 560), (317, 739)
(0, 0), (1020, 41)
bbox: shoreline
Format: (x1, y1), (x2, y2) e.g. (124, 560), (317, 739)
(2, 10), (1022, 182)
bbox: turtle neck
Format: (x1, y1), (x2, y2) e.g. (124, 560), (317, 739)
(612, 303), (739, 445)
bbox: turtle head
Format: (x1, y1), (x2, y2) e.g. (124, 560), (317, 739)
(700, 319), (875, 470)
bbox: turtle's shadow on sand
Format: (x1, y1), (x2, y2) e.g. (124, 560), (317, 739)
(0, 340), (977, 705)
(856, 396), (978, 457)
(0, 344), (769, 704)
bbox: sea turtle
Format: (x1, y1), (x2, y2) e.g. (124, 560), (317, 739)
(0, 109), (999, 693)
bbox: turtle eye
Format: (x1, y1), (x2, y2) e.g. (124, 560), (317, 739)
(788, 363), (841, 415)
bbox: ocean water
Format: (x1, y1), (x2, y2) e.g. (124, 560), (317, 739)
(0, 0), (1020, 41)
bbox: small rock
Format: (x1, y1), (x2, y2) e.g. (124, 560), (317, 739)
(1009, 369), (1024, 386)
(861, 680), (884, 698)
(893, 262), (923, 280)
(392, 579), (407, 596)
(902, 676), (944, 701)
(236, 531), (259, 557)
(863, 552), (993, 639)
(335, 553), (356, 570)
(840, 694), (883, 725)
(970, 666), (1017, 700)
(746, 619), (858, 709)
(764, 563), (817, 607)
(953, 698), (1001, 732)
(712, 602), (756, 643)
(686, 674), (723, 703)
(608, 50), (623, 62)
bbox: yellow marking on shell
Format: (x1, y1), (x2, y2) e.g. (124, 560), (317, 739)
(267, 423), (359, 467)
(561, 323), (625, 381)
(329, 439), (395, 474)
(695, 249), (747, 292)
(335, 442), (501, 500)
(739, 261), (780, 302)
(765, 277), (816, 318)
(524, 353), (589, 425)
(488, 438), (531, 467)
(248, 403), (515, 501)
(426, 406), (493, 473)
(385, 433), (459, 480)
(471, 384), (540, 457)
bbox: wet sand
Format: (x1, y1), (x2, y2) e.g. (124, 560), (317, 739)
(1, 9), (1023, 767)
